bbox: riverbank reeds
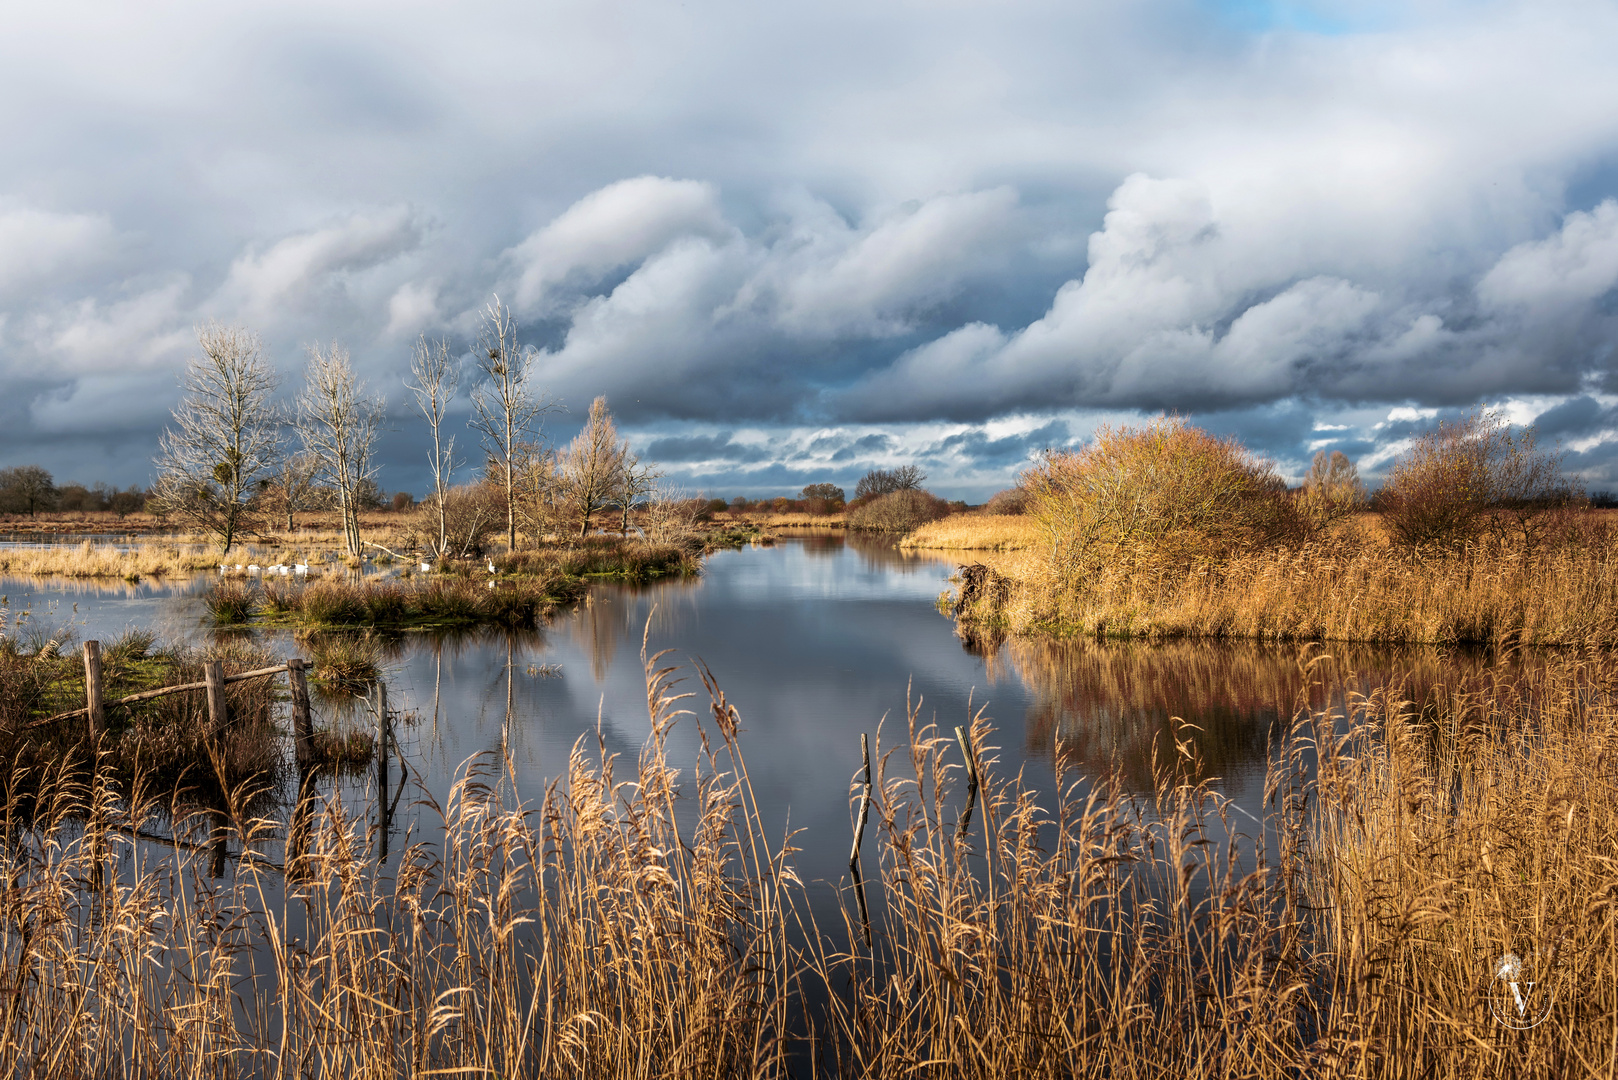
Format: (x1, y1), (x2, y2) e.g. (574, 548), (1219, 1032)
(0, 539), (218, 580)
(958, 531), (1618, 646)
(900, 512), (1039, 551)
(0, 639), (1611, 1075)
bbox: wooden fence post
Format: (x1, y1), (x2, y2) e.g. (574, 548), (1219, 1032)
(287, 658), (313, 771)
(376, 681), (390, 863)
(82, 641), (104, 743)
(204, 661), (227, 735)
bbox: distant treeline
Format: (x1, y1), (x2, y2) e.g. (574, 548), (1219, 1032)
(0, 465), (421, 520)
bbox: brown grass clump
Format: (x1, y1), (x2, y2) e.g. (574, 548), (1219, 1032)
(901, 513), (1040, 551)
(0, 540), (217, 580)
(0, 644), (1614, 1074)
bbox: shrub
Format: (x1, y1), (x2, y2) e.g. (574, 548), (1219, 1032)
(1378, 410), (1581, 556)
(983, 487), (1029, 515)
(846, 489), (952, 533)
(1298, 449), (1366, 528)
(1022, 416), (1295, 576)
(800, 482), (845, 503)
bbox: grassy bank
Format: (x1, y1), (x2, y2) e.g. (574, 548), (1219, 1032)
(0, 540), (220, 580)
(954, 528), (1618, 646)
(0, 645), (1611, 1075)
(900, 512), (1039, 551)
(206, 539), (698, 629)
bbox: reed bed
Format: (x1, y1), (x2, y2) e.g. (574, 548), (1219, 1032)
(962, 530), (1618, 646)
(0, 640), (1612, 1076)
(206, 573), (589, 630)
(0, 540), (218, 580)
(901, 513), (1039, 551)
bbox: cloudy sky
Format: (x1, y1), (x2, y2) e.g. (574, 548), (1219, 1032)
(4, 0), (1618, 500)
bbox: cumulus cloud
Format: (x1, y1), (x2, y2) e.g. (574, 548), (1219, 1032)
(209, 206), (422, 325)
(3, 0), (1618, 495)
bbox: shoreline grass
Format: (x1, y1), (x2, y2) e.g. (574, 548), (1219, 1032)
(900, 512), (1038, 551)
(0, 540), (221, 580)
(0, 643), (1611, 1074)
(206, 539), (698, 630)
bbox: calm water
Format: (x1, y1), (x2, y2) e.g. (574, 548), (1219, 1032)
(1, 532), (1522, 893)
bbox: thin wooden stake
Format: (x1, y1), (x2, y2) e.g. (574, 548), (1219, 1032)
(376, 681), (390, 863)
(956, 724), (980, 843)
(82, 640), (104, 743)
(850, 732), (873, 948)
(204, 661), (227, 736)
(287, 658), (313, 772)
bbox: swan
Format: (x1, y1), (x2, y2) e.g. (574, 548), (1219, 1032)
(420, 561), (432, 572)
(293, 563), (308, 574)
(487, 559), (497, 574)
(247, 564), (261, 574)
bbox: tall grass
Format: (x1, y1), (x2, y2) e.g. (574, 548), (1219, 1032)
(969, 532), (1618, 646)
(900, 513), (1039, 551)
(0, 645), (1613, 1075)
(0, 540), (217, 580)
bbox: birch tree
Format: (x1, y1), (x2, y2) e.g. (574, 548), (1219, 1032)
(153, 323), (280, 553)
(614, 451), (661, 535)
(561, 396), (628, 537)
(295, 343), (384, 557)
(470, 297), (553, 552)
(406, 335), (459, 557)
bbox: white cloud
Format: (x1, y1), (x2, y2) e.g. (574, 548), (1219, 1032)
(0, 206), (115, 294)
(1479, 199), (1618, 312)
(505, 177), (731, 314)
(209, 206), (421, 324)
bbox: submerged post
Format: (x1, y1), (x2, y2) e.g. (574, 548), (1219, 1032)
(850, 732), (873, 948)
(287, 658), (313, 771)
(376, 681), (390, 863)
(204, 661), (227, 735)
(955, 725), (980, 843)
(82, 640), (104, 743)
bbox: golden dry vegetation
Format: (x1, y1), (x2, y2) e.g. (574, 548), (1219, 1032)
(900, 512), (1040, 551)
(1, 645), (1614, 1076)
(0, 540), (219, 580)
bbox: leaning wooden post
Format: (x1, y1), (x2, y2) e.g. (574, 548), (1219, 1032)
(287, 659), (313, 772)
(203, 661), (227, 736)
(850, 732), (873, 947)
(82, 640), (104, 743)
(955, 724), (980, 843)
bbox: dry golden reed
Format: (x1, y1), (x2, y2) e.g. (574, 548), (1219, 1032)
(900, 513), (1040, 551)
(0, 540), (218, 580)
(2, 645), (1615, 1076)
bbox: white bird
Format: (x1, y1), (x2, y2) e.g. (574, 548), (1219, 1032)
(267, 564), (284, 573)
(234, 564), (244, 571)
(247, 564), (261, 574)
(277, 565), (290, 575)
(419, 561), (432, 573)
(293, 563), (308, 574)
(488, 579), (496, 589)
(218, 565), (228, 574)
(487, 559), (497, 574)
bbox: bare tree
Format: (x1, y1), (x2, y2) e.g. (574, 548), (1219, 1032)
(295, 343), (384, 557)
(470, 297), (553, 552)
(645, 480), (703, 543)
(512, 441), (562, 543)
(560, 396), (627, 537)
(406, 335), (460, 557)
(0, 466), (59, 518)
(153, 324), (280, 553)
(264, 450), (322, 531)
(614, 451), (662, 535)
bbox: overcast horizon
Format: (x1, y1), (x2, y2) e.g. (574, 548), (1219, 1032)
(4, 0), (1618, 502)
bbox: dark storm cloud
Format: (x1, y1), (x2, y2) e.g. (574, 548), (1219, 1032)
(2, 0), (1618, 495)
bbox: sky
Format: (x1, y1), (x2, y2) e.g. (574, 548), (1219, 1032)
(4, 0), (1618, 502)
